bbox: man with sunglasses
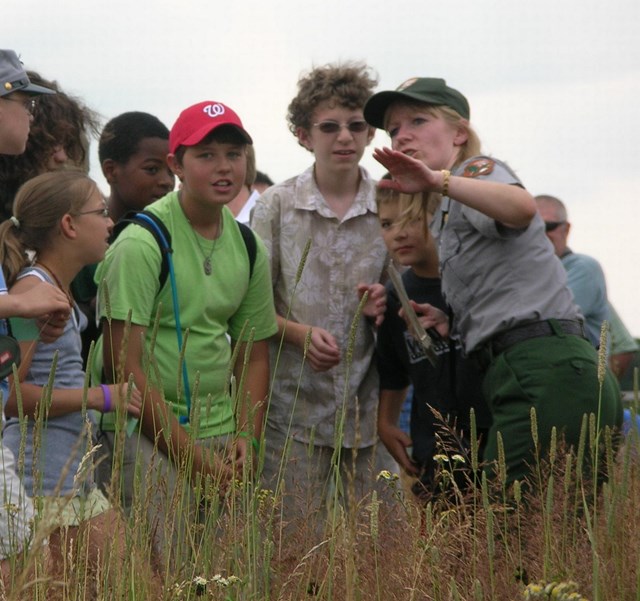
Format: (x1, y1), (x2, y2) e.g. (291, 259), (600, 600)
(251, 63), (393, 535)
(535, 194), (609, 347)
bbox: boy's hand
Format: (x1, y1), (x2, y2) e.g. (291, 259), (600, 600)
(92, 383), (142, 417)
(378, 421), (419, 476)
(11, 282), (72, 343)
(36, 311), (71, 344)
(357, 283), (386, 327)
(306, 328), (340, 372)
(194, 455), (234, 498)
(373, 147), (440, 193)
(11, 281), (71, 318)
(400, 301), (450, 339)
(232, 437), (247, 471)
(116, 382), (142, 417)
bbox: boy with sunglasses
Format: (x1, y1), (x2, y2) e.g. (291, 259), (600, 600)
(251, 63), (392, 530)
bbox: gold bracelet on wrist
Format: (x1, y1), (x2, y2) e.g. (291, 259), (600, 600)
(441, 169), (451, 197)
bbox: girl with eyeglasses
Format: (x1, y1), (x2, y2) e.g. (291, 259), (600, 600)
(0, 170), (142, 582)
(364, 77), (622, 490)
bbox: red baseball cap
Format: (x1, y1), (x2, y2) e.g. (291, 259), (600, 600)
(169, 101), (252, 154)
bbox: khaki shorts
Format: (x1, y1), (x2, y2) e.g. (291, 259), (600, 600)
(37, 487), (111, 529)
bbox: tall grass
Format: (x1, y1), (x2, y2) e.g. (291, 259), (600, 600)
(2, 299), (639, 600)
(3, 402), (639, 600)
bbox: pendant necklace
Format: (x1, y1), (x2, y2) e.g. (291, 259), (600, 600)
(191, 224), (220, 276)
(179, 193), (221, 276)
(199, 236), (217, 276)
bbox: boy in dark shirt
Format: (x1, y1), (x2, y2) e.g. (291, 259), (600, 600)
(375, 185), (490, 498)
(71, 111), (174, 365)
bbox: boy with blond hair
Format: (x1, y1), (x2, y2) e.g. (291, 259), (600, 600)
(374, 185), (489, 498)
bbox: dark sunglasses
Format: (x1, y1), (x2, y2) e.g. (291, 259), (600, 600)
(312, 120), (369, 134)
(545, 221), (566, 232)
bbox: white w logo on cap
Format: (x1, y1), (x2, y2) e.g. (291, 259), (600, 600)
(203, 103), (225, 118)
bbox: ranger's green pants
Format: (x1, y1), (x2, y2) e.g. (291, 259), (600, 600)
(481, 326), (622, 486)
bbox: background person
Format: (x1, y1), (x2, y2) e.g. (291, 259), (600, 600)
(536, 195), (639, 379)
(535, 194), (609, 347)
(0, 70), (99, 221)
(0, 48), (70, 589)
(253, 170), (274, 195)
(72, 111), (174, 365)
(98, 111), (174, 223)
(607, 303), (639, 380)
(228, 144), (260, 225)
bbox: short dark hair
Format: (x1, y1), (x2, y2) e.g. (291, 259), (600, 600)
(254, 171), (274, 187)
(99, 111), (169, 165)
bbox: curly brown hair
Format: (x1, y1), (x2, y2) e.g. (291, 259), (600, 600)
(287, 62), (378, 141)
(0, 71), (100, 221)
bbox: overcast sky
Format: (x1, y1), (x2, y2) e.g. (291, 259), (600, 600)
(7, 0), (640, 334)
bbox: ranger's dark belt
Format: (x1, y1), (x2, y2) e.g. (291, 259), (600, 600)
(473, 319), (585, 370)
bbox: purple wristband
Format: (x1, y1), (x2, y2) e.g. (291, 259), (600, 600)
(100, 384), (112, 413)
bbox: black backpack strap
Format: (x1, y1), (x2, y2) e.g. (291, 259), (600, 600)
(112, 210), (173, 289)
(237, 221), (257, 278)
(113, 212), (254, 285)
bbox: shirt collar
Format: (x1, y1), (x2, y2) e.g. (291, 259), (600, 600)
(294, 165), (378, 220)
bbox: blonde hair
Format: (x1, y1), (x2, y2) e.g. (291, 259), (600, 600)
(376, 177), (440, 237)
(0, 170), (98, 286)
(434, 105), (481, 168)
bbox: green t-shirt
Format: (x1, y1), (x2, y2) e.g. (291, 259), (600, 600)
(94, 192), (277, 438)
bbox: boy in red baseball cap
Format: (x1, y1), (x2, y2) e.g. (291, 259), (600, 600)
(95, 101), (277, 567)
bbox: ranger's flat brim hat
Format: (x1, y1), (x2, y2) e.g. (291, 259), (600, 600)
(364, 77), (470, 129)
(0, 49), (56, 97)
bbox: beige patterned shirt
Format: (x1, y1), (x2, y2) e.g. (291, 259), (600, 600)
(251, 166), (388, 447)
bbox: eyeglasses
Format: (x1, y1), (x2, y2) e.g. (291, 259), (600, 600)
(544, 221), (566, 232)
(75, 206), (110, 218)
(312, 120), (369, 134)
(2, 95), (36, 116)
